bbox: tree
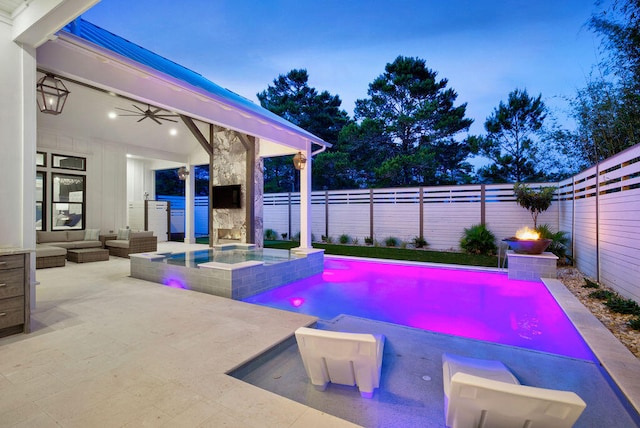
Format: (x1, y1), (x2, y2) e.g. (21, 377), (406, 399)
(560, 0), (640, 166)
(590, 0), (640, 88)
(257, 69), (351, 192)
(474, 89), (547, 183)
(354, 56), (473, 186)
(513, 183), (556, 228)
(561, 77), (638, 167)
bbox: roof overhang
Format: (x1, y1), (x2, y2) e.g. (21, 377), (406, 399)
(36, 30), (330, 155)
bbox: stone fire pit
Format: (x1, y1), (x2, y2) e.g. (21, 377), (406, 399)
(503, 238), (552, 255)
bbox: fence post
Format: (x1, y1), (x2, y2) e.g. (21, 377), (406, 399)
(419, 186), (424, 239)
(288, 192), (292, 240)
(480, 184), (486, 225)
(369, 189), (374, 240)
(325, 190), (329, 240)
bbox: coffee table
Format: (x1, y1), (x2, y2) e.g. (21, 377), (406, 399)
(66, 248), (110, 263)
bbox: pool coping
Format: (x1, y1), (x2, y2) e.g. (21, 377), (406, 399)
(543, 277), (640, 415)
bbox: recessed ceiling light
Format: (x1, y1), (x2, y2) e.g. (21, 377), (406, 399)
(108, 111), (117, 119)
(169, 128), (178, 136)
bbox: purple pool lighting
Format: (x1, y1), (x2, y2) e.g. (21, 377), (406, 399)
(243, 257), (595, 360)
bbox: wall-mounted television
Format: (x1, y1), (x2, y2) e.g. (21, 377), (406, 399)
(212, 184), (241, 209)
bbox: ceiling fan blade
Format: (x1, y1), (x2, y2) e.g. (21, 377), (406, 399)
(156, 114), (179, 120)
(151, 116), (163, 125)
(137, 117), (146, 122)
(133, 104), (147, 114)
(115, 107), (141, 114)
(160, 117), (178, 123)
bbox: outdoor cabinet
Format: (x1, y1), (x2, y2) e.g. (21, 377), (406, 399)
(0, 251), (30, 338)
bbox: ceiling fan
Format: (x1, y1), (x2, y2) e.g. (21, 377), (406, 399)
(115, 103), (178, 125)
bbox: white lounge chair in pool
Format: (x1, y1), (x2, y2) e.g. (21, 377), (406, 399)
(294, 327), (385, 398)
(442, 353), (586, 428)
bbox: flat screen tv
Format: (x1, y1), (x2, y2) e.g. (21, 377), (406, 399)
(212, 184), (241, 209)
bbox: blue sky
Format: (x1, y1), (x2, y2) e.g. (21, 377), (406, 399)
(82, 0), (606, 135)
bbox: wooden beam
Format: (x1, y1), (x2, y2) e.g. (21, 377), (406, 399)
(180, 115), (213, 156)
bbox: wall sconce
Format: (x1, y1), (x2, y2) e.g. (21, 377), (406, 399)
(177, 166), (189, 180)
(293, 151), (307, 170)
(36, 74), (70, 115)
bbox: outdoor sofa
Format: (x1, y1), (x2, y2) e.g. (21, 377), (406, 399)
(35, 229), (102, 268)
(104, 230), (157, 258)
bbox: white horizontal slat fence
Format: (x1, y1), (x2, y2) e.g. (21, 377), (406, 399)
(569, 145), (640, 302)
(264, 183), (559, 249)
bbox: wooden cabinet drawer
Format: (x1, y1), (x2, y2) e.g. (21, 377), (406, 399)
(0, 255), (25, 270)
(0, 269), (24, 299)
(0, 296), (25, 330)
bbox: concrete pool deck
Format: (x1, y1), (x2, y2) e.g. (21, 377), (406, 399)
(1, 241), (638, 427)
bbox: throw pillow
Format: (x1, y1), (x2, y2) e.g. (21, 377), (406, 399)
(84, 228), (100, 240)
(117, 228), (130, 240)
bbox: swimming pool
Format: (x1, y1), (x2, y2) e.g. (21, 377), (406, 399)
(243, 257), (595, 360)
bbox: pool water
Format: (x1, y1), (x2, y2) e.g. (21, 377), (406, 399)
(244, 257), (595, 360)
(162, 248), (298, 267)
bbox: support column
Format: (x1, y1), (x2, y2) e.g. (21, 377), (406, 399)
(299, 142), (312, 249)
(184, 163), (195, 244)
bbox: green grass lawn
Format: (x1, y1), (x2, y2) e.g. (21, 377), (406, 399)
(264, 240), (499, 267)
(193, 237), (498, 267)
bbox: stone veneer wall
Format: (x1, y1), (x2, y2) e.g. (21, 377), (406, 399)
(254, 156), (264, 248)
(211, 129), (263, 247)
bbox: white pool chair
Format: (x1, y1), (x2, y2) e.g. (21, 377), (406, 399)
(294, 327), (385, 398)
(442, 353), (586, 428)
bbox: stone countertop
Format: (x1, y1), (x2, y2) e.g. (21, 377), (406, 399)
(0, 247), (32, 256)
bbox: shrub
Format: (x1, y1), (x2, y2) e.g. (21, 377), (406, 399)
(589, 289), (615, 300)
(323, 235), (334, 244)
(628, 317), (640, 330)
(535, 224), (570, 264)
(339, 234), (351, 244)
(281, 233), (288, 240)
(413, 236), (428, 248)
(352, 237), (360, 245)
(264, 228), (278, 240)
(384, 236), (400, 247)
(605, 295), (640, 315)
(460, 224), (497, 256)
(364, 236), (374, 245)
(582, 278), (600, 289)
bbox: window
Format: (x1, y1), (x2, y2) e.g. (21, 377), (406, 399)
(36, 172), (46, 231)
(51, 173), (85, 230)
(36, 152), (46, 167)
(52, 154), (86, 171)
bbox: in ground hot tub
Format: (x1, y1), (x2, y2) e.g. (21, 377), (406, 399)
(130, 244), (324, 299)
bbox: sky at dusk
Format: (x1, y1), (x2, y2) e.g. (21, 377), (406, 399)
(82, 0), (608, 136)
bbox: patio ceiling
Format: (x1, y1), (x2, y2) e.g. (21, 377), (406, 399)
(37, 72), (201, 164)
(35, 18), (328, 163)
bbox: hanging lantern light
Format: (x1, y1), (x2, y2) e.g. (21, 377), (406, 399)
(293, 151), (307, 170)
(36, 74), (70, 115)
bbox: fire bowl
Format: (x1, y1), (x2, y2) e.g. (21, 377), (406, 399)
(503, 238), (552, 255)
